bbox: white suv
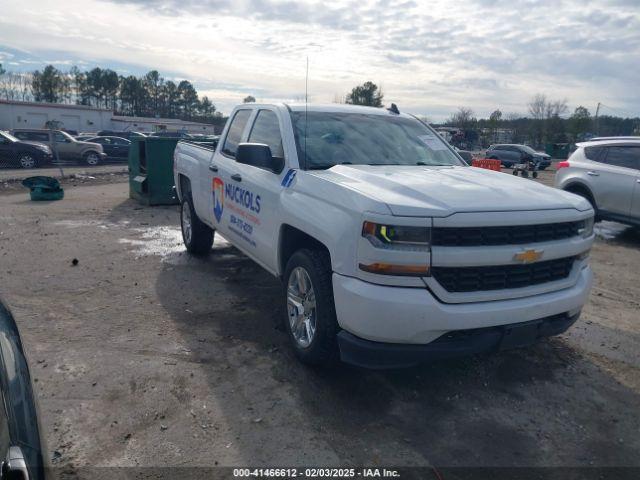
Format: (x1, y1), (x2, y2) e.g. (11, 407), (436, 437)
(555, 139), (640, 226)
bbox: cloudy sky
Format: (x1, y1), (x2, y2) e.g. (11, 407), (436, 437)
(1, 0), (639, 120)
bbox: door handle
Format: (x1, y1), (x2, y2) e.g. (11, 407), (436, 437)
(587, 171), (599, 176)
(209, 164), (218, 172)
(231, 173), (242, 182)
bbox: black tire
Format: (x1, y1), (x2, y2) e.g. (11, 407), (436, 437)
(512, 169), (518, 175)
(532, 171), (538, 178)
(18, 152), (38, 169)
(284, 249), (339, 366)
(180, 195), (214, 254)
(83, 151), (100, 166)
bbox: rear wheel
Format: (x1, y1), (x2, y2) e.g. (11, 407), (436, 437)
(18, 153), (37, 169)
(284, 249), (339, 366)
(84, 151), (100, 166)
(181, 195), (214, 254)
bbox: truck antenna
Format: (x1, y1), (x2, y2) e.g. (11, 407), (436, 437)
(304, 56), (309, 169)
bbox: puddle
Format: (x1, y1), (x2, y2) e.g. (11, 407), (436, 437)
(594, 221), (629, 240)
(119, 226), (232, 264)
(55, 219), (131, 228)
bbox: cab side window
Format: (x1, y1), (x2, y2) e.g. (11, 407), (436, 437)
(248, 110), (284, 159)
(222, 110), (252, 158)
(54, 133), (68, 143)
(604, 146), (640, 170)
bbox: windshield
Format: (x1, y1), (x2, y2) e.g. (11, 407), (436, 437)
(0, 131), (19, 142)
(520, 145), (537, 154)
(290, 111), (466, 170)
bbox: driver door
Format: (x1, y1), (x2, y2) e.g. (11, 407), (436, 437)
(228, 108), (288, 271)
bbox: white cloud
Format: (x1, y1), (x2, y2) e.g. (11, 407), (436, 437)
(0, 0), (638, 119)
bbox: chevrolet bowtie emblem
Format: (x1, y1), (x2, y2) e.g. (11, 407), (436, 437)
(514, 249), (543, 263)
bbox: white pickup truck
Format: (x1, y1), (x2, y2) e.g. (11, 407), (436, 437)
(174, 103), (594, 368)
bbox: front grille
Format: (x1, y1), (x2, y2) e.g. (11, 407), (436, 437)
(432, 256), (576, 292)
(432, 221), (582, 247)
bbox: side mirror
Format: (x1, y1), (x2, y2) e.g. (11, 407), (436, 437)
(236, 143), (284, 173)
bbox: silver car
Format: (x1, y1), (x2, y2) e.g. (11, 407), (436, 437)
(555, 139), (640, 226)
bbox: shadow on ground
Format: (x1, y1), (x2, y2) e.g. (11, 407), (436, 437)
(151, 238), (640, 468)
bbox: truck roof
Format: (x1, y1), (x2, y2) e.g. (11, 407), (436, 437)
(239, 103), (415, 118)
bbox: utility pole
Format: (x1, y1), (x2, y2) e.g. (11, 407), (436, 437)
(594, 102), (601, 136)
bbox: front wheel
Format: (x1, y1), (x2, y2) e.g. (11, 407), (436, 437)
(181, 196), (214, 254)
(18, 153), (37, 169)
(84, 151), (100, 166)
(284, 249), (339, 366)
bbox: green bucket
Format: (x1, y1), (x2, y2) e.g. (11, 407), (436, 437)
(22, 176), (64, 201)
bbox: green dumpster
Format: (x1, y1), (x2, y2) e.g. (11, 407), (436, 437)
(544, 143), (571, 160)
(128, 137), (179, 206)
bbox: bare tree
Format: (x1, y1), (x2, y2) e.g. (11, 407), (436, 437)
(527, 94), (568, 147)
(545, 99), (568, 119)
(17, 73), (33, 101)
(528, 94), (547, 120)
(449, 107), (476, 129)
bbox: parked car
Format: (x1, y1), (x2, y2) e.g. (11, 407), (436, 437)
(0, 298), (47, 480)
(11, 129), (107, 166)
(75, 134), (98, 142)
(174, 103), (594, 369)
(456, 149), (473, 163)
(0, 130), (53, 169)
(96, 130), (146, 140)
(150, 131), (195, 139)
(486, 144), (552, 169)
(555, 139), (640, 226)
(86, 136), (131, 160)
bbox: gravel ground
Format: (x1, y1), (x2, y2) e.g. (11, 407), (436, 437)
(0, 170), (639, 478)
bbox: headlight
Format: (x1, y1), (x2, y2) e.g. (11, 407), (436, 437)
(359, 221), (431, 277)
(578, 216), (594, 238)
(361, 221), (431, 251)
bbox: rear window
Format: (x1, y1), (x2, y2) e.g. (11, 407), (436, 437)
(222, 110), (252, 158)
(603, 146), (640, 170)
(14, 131), (50, 142)
(584, 146), (605, 161)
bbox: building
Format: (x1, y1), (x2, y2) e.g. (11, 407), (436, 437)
(0, 100), (112, 132)
(110, 115), (216, 134)
(0, 100), (216, 134)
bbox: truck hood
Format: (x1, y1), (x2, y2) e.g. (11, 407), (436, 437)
(310, 165), (590, 216)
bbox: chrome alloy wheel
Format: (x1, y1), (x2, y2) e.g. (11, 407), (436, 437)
(287, 266), (317, 348)
(181, 201), (192, 245)
(86, 153), (99, 165)
(19, 154), (36, 168)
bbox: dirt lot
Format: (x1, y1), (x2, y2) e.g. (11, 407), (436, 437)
(1, 168), (639, 478)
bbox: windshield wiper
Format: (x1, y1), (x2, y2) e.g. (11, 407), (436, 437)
(308, 161), (352, 170)
(416, 162), (453, 166)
